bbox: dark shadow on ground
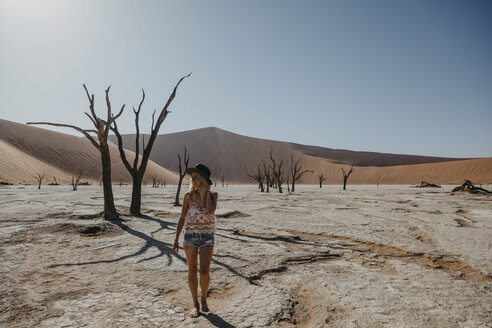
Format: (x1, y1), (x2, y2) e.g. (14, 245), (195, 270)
(137, 214), (176, 231)
(48, 215), (263, 283)
(203, 313), (236, 328)
(47, 216), (252, 283)
(49, 218), (186, 268)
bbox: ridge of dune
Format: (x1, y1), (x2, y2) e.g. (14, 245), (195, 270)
(0, 119), (179, 185)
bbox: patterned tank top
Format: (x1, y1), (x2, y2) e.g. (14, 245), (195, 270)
(184, 192), (216, 235)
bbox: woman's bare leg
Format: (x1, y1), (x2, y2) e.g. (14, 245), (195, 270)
(184, 246), (200, 317)
(199, 245), (214, 312)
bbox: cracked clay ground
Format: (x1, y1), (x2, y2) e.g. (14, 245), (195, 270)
(1, 185), (491, 327)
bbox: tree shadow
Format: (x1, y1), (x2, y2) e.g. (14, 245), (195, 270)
(48, 216), (255, 283)
(202, 313), (236, 328)
(49, 218), (186, 268)
(137, 214), (176, 231)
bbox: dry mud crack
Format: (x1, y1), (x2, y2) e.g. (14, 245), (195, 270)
(235, 228), (491, 283)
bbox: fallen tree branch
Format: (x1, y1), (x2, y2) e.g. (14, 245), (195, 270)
(452, 180), (491, 194)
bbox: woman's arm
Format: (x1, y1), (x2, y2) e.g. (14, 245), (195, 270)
(205, 189), (218, 215)
(173, 192), (190, 255)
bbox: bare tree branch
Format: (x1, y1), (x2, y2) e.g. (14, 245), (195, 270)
(290, 154), (312, 192)
(141, 73), (191, 175)
(341, 165), (354, 190)
(84, 112), (98, 127)
(83, 84), (98, 129)
(27, 122), (100, 150)
(151, 109), (156, 133)
(104, 85), (112, 135)
(110, 119), (133, 173)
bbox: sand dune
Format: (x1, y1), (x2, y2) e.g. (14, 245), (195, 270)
(1, 119), (490, 185)
(110, 127), (492, 184)
(0, 120), (179, 185)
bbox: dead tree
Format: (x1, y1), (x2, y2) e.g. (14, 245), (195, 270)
(287, 177), (290, 192)
(49, 176), (59, 186)
(319, 173), (325, 188)
(276, 166), (285, 193)
(221, 174), (226, 187)
(452, 180), (491, 194)
(416, 181), (441, 188)
(290, 154), (312, 192)
(72, 173), (82, 191)
(248, 163), (265, 192)
(150, 175), (158, 188)
(341, 165), (354, 190)
(34, 173), (45, 189)
(174, 147), (190, 206)
(28, 85), (124, 219)
(262, 161), (271, 193)
(111, 74), (191, 216)
(270, 149), (285, 193)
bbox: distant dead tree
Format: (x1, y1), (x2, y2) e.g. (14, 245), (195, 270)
(111, 74), (191, 216)
(289, 154), (312, 192)
(270, 148), (285, 193)
(286, 177), (290, 192)
(452, 180), (491, 194)
(262, 161), (271, 193)
(28, 85), (125, 219)
(174, 147), (190, 206)
(416, 181), (441, 188)
(49, 176), (59, 186)
(376, 175), (382, 187)
(150, 175), (158, 188)
(221, 174), (226, 187)
(34, 173), (45, 189)
(72, 173), (82, 191)
(248, 163), (265, 192)
(318, 173), (326, 188)
(341, 165), (354, 190)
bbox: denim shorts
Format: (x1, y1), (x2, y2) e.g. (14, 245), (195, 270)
(183, 233), (215, 248)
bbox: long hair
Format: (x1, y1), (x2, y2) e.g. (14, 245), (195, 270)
(189, 174), (208, 206)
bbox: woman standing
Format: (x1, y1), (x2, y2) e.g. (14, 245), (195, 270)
(173, 163), (218, 317)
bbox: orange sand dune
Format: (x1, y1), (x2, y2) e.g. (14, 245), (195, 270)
(0, 120), (179, 185)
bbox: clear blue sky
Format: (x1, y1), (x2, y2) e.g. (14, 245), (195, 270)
(1, 0), (491, 158)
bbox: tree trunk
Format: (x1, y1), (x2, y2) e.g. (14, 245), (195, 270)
(343, 177), (348, 190)
(130, 173), (143, 216)
(174, 175), (185, 206)
(292, 180), (295, 192)
(100, 148), (118, 219)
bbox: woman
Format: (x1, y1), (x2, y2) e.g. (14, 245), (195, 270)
(173, 163), (218, 317)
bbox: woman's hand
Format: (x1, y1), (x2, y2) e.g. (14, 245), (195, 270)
(172, 240), (179, 255)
